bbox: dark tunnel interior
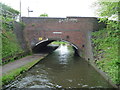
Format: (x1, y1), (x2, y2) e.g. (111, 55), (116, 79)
(32, 40), (79, 56)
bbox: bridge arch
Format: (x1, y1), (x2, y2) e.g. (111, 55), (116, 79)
(32, 39), (80, 55)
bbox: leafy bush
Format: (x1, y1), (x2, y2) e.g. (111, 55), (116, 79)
(92, 28), (119, 84)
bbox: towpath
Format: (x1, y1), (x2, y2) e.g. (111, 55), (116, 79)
(1, 54), (47, 76)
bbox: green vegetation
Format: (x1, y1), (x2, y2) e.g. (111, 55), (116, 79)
(2, 30), (23, 58)
(92, 1), (120, 84)
(2, 57), (44, 86)
(92, 28), (119, 84)
(0, 34), (2, 65)
(40, 13), (48, 17)
(1, 3), (23, 63)
(51, 41), (68, 45)
(0, 3), (19, 15)
(1, 3), (19, 30)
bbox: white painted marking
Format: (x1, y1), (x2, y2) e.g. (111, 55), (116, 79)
(35, 38), (48, 46)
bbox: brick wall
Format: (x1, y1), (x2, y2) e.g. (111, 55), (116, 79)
(13, 21), (29, 52)
(22, 17), (98, 59)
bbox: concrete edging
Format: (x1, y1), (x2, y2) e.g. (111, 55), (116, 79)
(27, 54), (48, 71)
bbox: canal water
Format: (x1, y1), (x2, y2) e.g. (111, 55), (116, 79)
(6, 45), (113, 89)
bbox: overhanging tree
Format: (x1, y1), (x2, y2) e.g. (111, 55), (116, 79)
(1, 3), (19, 30)
(95, 1), (119, 29)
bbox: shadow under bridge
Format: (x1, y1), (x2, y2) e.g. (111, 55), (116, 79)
(32, 39), (79, 55)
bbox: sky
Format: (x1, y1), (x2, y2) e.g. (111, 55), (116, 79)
(1, 0), (98, 18)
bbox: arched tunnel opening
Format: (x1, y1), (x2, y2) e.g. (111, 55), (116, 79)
(32, 40), (80, 56)
(32, 40), (56, 53)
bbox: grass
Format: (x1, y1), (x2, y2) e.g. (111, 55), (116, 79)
(91, 28), (119, 84)
(1, 56), (44, 86)
(2, 30), (23, 59)
(51, 41), (68, 45)
(1, 30), (31, 65)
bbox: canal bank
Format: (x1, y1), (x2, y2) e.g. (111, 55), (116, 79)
(2, 54), (48, 86)
(5, 45), (115, 89)
(2, 45), (59, 88)
(83, 52), (118, 88)
(91, 63), (118, 88)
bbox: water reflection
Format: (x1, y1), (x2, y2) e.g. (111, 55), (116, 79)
(57, 45), (70, 65)
(6, 45), (113, 89)
(57, 45), (69, 54)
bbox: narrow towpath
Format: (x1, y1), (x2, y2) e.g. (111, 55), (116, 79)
(1, 54), (47, 75)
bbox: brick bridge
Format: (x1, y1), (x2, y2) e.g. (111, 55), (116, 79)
(16, 17), (99, 60)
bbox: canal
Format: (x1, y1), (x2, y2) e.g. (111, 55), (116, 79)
(6, 45), (113, 88)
